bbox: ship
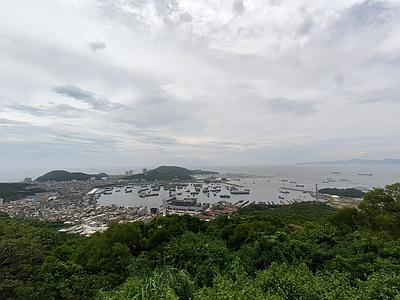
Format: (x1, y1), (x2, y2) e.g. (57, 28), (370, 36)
(231, 190), (250, 195)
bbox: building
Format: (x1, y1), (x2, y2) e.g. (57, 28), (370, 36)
(129, 170), (134, 176)
(24, 177), (32, 183)
(0, 198), (3, 205)
(143, 168), (148, 174)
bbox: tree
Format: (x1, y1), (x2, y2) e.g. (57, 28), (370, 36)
(358, 183), (400, 235)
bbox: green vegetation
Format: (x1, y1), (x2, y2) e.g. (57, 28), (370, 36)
(126, 166), (219, 181)
(318, 188), (365, 198)
(35, 170), (109, 182)
(2, 183), (400, 299)
(237, 201), (338, 224)
(0, 183), (47, 202)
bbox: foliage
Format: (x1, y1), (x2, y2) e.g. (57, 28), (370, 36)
(0, 183), (47, 202)
(163, 232), (232, 286)
(96, 267), (195, 300)
(0, 214), (76, 300)
(237, 201), (338, 225)
(358, 183), (400, 235)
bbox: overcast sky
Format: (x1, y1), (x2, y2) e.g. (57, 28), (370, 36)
(1, 0), (400, 172)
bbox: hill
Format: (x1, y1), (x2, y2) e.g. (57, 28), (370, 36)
(126, 165), (219, 181)
(0, 183), (47, 202)
(35, 170), (108, 182)
(318, 188), (365, 198)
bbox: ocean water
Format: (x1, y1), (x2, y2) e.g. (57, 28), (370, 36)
(96, 164), (400, 208)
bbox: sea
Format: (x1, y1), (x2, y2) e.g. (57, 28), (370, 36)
(2, 164), (399, 208)
(96, 164), (400, 208)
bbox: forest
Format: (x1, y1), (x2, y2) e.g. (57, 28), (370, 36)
(0, 183), (47, 202)
(1, 183), (400, 299)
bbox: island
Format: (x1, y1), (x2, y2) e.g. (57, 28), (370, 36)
(35, 170), (109, 182)
(124, 165), (219, 181)
(318, 187), (366, 198)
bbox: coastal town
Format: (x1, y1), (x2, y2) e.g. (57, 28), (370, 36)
(0, 172), (253, 236)
(0, 166), (367, 236)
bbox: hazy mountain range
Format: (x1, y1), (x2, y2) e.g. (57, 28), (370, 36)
(297, 158), (400, 165)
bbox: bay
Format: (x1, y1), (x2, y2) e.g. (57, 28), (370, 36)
(97, 164), (400, 208)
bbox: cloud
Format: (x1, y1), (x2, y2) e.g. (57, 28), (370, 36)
(232, 0), (245, 15)
(360, 87), (400, 103)
(87, 40), (106, 51)
(1, 0), (400, 171)
(264, 98), (317, 116)
(0, 118), (28, 126)
(5, 103), (85, 118)
(53, 85), (123, 111)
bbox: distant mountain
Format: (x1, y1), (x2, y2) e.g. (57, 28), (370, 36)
(125, 165), (219, 181)
(297, 158), (400, 165)
(35, 170), (109, 182)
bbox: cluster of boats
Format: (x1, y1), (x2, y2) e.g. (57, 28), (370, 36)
(102, 185), (133, 195)
(100, 182), (251, 200)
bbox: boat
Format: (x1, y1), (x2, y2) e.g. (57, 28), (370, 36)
(296, 184), (304, 187)
(231, 190), (250, 195)
(280, 190), (290, 194)
(358, 173), (373, 176)
(103, 191), (112, 195)
(220, 195), (231, 199)
(140, 193), (159, 198)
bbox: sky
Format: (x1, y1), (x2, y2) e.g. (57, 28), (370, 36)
(1, 0), (400, 173)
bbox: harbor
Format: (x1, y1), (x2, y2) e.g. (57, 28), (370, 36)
(1, 164), (399, 236)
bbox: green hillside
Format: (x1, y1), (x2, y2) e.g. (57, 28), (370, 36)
(0, 183), (47, 202)
(237, 201), (338, 224)
(35, 170), (108, 182)
(126, 165), (219, 181)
